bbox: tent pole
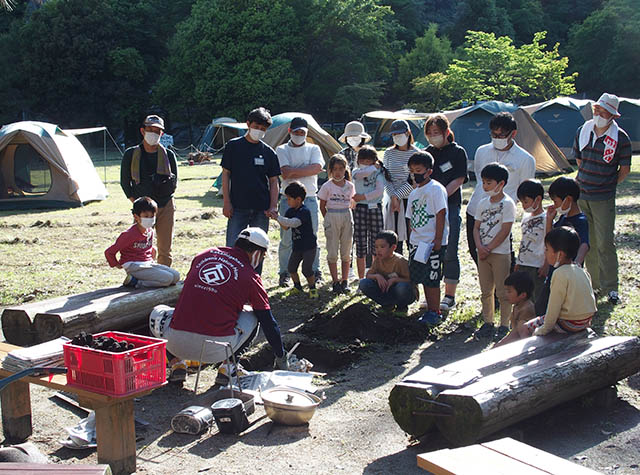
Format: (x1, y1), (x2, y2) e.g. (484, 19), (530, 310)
(103, 129), (107, 183)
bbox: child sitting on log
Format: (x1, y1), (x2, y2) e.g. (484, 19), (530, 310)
(105, 196), (180, 288)
(494, 271), (535, 346)
(525, 226), (596, 337)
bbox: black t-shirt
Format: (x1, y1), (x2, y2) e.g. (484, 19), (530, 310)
(120, 145), (178, 208)
(426, 142), (468, 208)
(285, 204), (317, 252)
(221, 136), (280, 210)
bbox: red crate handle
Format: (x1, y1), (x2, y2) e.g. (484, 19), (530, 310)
(131, 351), (150, 362)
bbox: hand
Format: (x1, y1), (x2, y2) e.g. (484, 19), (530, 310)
(274, 354), (289, 370)
(151, 247), (157, 260)
(478, 245), (490, 260)
(433, 240), (441, 252)
(129, 196), (135, 203)
(223, 201), (233, 218)
(546, 204), (557, 222)
(353, 194), (365, 202)
(265, 207), (278, 219)
(375, 275), (389, 292)
(514, 264), (520, 272)
(391, 195), (400, 213)
(538, 265), (548, 278)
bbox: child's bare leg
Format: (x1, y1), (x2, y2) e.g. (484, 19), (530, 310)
(305, 274), (316, 289)
(424, 285), (440, 313)
(290, 271), (301, 286)
(328, 261), (339, 283)
(356, 257), (366, 279)
(341, 259), (350, 282)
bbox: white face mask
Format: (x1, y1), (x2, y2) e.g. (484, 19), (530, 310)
(492, 137), (509, 150)
(593, 114), (611, 129)
(346, 136), (362, 148)
(249, 128), (266, 141)
(486, 183), (503, 197)
(524, 205), (536, 214)
(290, 134), (307, 146)
(250, 251), (263, 269)
(556, 201), (571, 216)
(429, 135), (445, 148)
(140, 217), (155, 229)
(144, 132), (161, 146)
(392, 134), (408, 147)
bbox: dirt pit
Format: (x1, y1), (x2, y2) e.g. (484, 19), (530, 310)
(241, 302), (429, 373)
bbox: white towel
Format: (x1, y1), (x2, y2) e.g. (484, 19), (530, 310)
(578, 119), (619, 163)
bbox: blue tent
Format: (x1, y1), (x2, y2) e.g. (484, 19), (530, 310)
(530, 98), (592, 157)
(197, 117), (245, 152)
(449, 101), (518, 161)
(362, 110), (429, 149)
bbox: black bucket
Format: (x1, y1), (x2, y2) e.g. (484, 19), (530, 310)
(211, 398), (249, 434)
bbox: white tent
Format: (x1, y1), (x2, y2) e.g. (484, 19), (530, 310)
(0, 121), (108, 208)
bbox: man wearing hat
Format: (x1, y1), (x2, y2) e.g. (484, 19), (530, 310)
(339, 120), (372, 170)
(574, 93), (632, 304)
(150, 227), (289, 384)
(121, 114), (178, 267)
(276, 116), (324, 286)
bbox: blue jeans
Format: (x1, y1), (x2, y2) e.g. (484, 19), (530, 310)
(359, 278), (416, 307)
(226, 208), (269, 274)
(443, 203), (461, 284)
(278, 195), (320, 274)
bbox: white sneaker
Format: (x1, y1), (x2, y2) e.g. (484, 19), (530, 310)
(419, 300), (428, 309)
(440, 296), (457, 312)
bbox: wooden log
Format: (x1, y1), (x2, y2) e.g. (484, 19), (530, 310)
(389, 330), (594, 437)
(0, 309), (37, 346)
(435, 336), (640, 446)
(0, 380), (32, 443)
(16, 284), (182, 343)
(95, 399), (136, 475)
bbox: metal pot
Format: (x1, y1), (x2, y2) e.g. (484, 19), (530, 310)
(261, 386), (322, 426)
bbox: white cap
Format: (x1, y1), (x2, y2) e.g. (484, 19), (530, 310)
(237, 227), (269, 250)
(595, 93), (621, 117)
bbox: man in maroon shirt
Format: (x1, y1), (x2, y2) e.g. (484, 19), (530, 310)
(149, 227), (288, 384)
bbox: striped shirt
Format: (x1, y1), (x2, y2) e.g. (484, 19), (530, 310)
(383, 146), (420, 199)
(574, 126), (632, 201)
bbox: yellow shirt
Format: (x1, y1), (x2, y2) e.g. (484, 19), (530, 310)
(369, 252), (410, 280)
(537, 263), (597, 335)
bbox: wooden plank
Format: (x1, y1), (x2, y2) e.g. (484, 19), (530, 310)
(482, 438), (601, 475)
(417, 445), (546, 474)
(0, 380), (32, 442)
(95, 399), (136, 475)
(0, 463), (112, 474)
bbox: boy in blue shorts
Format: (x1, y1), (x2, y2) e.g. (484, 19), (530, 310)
(405, 152), (449, 326)
(536, 176), (590, 314)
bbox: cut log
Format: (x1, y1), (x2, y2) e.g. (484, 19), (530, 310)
(434, 336), (640, 445)
(389, 330), (594, 437)
(1, 284), (182, 345)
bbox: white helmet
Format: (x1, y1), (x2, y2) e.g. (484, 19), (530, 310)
(237, 227), (269, 250)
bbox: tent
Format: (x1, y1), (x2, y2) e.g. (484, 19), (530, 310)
(198, 117), (247, 153)
(617, 98), (640, 152)
(445, 101), (573, 175)
(363, 110), (429, 149)
(0, 121), (108, 209)
(263, 112), (342, 162)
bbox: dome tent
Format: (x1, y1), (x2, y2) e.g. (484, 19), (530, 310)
(0, 121), (108, 209)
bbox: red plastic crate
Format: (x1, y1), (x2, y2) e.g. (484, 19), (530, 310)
(63, 331), (166, 397)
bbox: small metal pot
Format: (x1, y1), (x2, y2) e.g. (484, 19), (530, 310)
(261, 386), (322, 426)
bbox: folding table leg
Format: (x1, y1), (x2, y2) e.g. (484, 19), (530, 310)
(0, 380), (32, 442)
(95, 399), (136, 475)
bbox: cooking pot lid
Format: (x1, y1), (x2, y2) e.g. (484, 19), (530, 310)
(262, 387), (318, 408)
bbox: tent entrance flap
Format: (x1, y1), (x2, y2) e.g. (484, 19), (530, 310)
(0, 144), (53, 198)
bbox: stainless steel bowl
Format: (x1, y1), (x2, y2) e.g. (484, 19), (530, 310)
(261, 386), (322, 426)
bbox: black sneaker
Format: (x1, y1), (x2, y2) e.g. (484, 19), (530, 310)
(332, 282), (341, 293)
(607, 291), (620, 305)
(314, 270), (323, 283)
(493, 325), (509, 342)
(123, 274), (138, 288)
(475, 322), (495, 339)
(340, 280), (350, 294)
(278, 273), (290, 287)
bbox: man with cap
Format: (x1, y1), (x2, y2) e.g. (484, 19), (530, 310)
(339, 120), (371, 171)
(276, 116), (325, 286)
(149, 227), (289, 384)
(574, 93), (632, 304)
(221, 107), (280, 276)
(121, 114), (178, 267)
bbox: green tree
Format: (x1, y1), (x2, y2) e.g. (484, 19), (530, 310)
(567, 0), (640, 97)
(331, 82), (384, 118)
(395, 24), (452, 97)
(411, 31), (577, 110)
(448, 0), (514, 46)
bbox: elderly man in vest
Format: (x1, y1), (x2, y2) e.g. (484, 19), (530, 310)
(574, 93), (632, 305)
(120, 115), (178, 267)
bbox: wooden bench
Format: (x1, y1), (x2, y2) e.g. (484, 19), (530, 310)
(1, 284), (183, 346)
(0, 342), (163, 475)
(417, 437), (600, 474)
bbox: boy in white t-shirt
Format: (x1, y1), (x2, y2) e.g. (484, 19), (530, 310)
(514, 179), (547, 305)
(405, 152), (449, 326)
(473, 162), (516, 341)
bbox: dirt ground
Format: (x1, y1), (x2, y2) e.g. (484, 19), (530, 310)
(5, 302), (640, 474)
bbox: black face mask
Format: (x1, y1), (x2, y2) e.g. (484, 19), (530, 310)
(414, 173), (426, 184)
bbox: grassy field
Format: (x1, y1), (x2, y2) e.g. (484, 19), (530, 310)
(1, 152), (639, 338)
